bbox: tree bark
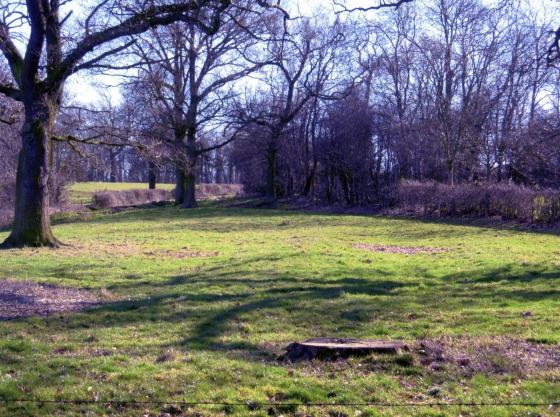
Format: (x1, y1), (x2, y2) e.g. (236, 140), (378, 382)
(109, 148), (118, 182)
(2, 102), (59, 248)
(448, 159), (456, 187)
(175, 165), (186, 205)
(182, 169), (198, 208)
(182, 141), (198, 208)
(303, 158), (317, 196)
(148, 162), (157, 189)
(215, 151), (224, 184)
(265, 144), (277, 200)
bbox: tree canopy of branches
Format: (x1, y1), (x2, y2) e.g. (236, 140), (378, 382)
(0, 0), (277, 247)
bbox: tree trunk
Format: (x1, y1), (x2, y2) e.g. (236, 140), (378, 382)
(182, 142), (198, 208)
(303, 159), (317, 196)
(175, 165), (186, 205)
(340, 171), (352, 205)
(227, 163), (234, 184)
(182, 169), (198, 208)
(148, 162), (157, 189)
(2, 104), (59, 248)
(266, 145), (277, 200)
(448, 159), (455, 187)
(109, 148), (118, 183)
(215, 152), (224, 184)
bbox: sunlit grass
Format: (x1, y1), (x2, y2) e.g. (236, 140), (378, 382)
(0, 202), (558, 416)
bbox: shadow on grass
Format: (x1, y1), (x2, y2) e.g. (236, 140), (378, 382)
(445, 265), (560, 284)
(22, 257), (557, 366)
(33, 269), (412, 361)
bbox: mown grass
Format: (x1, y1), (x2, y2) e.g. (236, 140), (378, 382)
(0, 201), (559, 416)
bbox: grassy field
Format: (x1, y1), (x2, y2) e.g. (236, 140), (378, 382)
(0, 198), (559, 416)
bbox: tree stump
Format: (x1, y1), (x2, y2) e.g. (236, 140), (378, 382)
(285, 338), (408, 361)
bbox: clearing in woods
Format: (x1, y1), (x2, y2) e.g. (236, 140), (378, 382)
(0, 190), (559, 416)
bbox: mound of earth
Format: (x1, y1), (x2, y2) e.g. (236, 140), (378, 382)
(0, 279), (104, 320)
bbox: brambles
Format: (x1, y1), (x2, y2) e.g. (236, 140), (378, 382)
(394, 181), (560, 225)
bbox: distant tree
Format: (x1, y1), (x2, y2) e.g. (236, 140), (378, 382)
(130, 7), (264, 208)
(239, 17), (348, 200)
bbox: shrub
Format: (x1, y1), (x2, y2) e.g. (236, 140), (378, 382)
(92, 189), (173, 209)
(396, 181), (560, 225)
(90, 184), (243, 209)
(197, 183), (243, 199)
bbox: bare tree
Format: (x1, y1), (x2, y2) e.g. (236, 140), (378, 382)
(0, 0), (288, 247)
(131, 6), (265, 208)
(240, 17), (349, 200)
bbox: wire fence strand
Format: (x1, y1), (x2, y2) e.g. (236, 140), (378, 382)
(1, 398), (559, 408)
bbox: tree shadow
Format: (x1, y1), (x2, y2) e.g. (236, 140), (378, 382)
(27, 267), (412, 364)
(3, 222), (557, 364)
(177, 277), (410, 355)
(444, 265), (560, 284)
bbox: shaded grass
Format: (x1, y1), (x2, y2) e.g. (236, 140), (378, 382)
(0, 203), (558, 416)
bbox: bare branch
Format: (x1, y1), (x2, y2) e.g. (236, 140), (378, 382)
(333, 0), (414, 13)
(0, 82), (21, 100)
(44, 1), (231, 90)
(0, 20), (24, 86)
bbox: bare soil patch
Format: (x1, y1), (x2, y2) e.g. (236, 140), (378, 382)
(415, 336), (560, 376)
(0, 279), (108, 320)
(10, 241), (219, 260)
(144, 248), (219, 259)
(352, 242), (449, 255)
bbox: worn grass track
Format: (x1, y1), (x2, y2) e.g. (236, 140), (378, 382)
(0, 202), (558, 416)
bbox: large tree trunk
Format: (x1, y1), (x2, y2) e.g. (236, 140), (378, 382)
(182, 141), (198, 208)
(2, 103), (59, 248)
(183, 170), (197, 208)
(175, 165), (186, 205)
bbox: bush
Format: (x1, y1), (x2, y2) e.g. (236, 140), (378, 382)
(90, 184), (243, 209)
(92, 189), (173, 209)
(396, 181), (560, 225)
(197, 183), (243, 199)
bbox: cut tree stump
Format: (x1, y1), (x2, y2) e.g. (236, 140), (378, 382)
(285, 338), (408, 361)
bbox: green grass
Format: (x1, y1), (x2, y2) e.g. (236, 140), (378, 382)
(0, 201), (559, 416)
(67, 181), (174, 204)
